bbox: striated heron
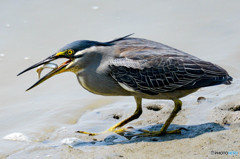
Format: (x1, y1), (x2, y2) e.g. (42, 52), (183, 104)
(18, 34), (232, 136)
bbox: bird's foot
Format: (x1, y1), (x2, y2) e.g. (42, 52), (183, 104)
(76, 127), (131, 136)
(75, 130), (98, 136)
(137, 127), (187, 137)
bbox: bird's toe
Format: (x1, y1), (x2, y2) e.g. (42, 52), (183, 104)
(75, 130), (98, 136)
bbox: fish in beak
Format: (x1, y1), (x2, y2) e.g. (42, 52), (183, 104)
(17, 53), (72, 91)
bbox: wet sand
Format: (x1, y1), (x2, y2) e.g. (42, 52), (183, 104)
(1, 0), (240, 158)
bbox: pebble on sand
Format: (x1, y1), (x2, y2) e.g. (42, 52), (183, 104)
(197, 96), (206, 103)
(3, 132), (30, 142)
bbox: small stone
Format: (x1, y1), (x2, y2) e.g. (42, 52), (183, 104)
(24, 57), (30, 60)
(229, 105), (240, 111)
(3, 132), (30, 142)
(0, 53), (5, 57)
(197, 96), (206, 103)
(146, 104), (162, 111)
(113, 113), (122, 120)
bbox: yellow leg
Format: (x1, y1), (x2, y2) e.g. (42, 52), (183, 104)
(138, 99), (183, 136)
(76, 97), (142, 136)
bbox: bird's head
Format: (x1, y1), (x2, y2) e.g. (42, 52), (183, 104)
(17, 40), (109, 91)
(17, 34), (133, 91)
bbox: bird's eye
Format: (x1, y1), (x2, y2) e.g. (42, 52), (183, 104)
(67, 49), (74, 55)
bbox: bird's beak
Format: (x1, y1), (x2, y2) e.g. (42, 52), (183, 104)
(17, 52), (72, 91)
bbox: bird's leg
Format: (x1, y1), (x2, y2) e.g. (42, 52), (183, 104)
(76, 97), (142, 136)
(138, 99), (183, 136)
(107, 97), (142, 133)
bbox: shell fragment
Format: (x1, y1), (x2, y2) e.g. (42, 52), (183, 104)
(36, 63), (58, 79)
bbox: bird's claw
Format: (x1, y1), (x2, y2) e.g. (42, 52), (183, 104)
(75, 131), (98, 136)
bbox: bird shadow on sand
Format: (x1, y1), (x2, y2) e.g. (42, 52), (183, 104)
(71, 122), (226, 147)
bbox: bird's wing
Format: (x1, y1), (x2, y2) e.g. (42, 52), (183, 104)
(109, 42), (232, 95)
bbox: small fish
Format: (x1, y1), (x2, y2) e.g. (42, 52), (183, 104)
(36, 63), (58, 79)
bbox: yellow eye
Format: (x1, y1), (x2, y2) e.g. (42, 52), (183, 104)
(67, 49), (74, 55)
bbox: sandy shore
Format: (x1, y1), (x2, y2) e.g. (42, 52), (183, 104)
(3, 99), (240, 159)
(32, 128), (240, 159)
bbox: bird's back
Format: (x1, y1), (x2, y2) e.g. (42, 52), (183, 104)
(108, 37), (232, 95)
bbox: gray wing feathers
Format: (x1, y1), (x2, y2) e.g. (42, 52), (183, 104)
(109, 38), (232, 95)
(110, 55), (231, 95)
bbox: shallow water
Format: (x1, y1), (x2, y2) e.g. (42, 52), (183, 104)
(1, 0), (240, 158)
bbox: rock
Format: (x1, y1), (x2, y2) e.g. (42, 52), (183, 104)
(146, 104), (162, 111)
(228, 105), (240, 111)
(197, 97), (206, 103)
(113, 113), (122, 120)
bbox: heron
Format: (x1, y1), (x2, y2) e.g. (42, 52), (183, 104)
(18, 34), (232, 136)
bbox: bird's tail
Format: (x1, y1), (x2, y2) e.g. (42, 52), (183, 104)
(224, 75), (233, 85)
